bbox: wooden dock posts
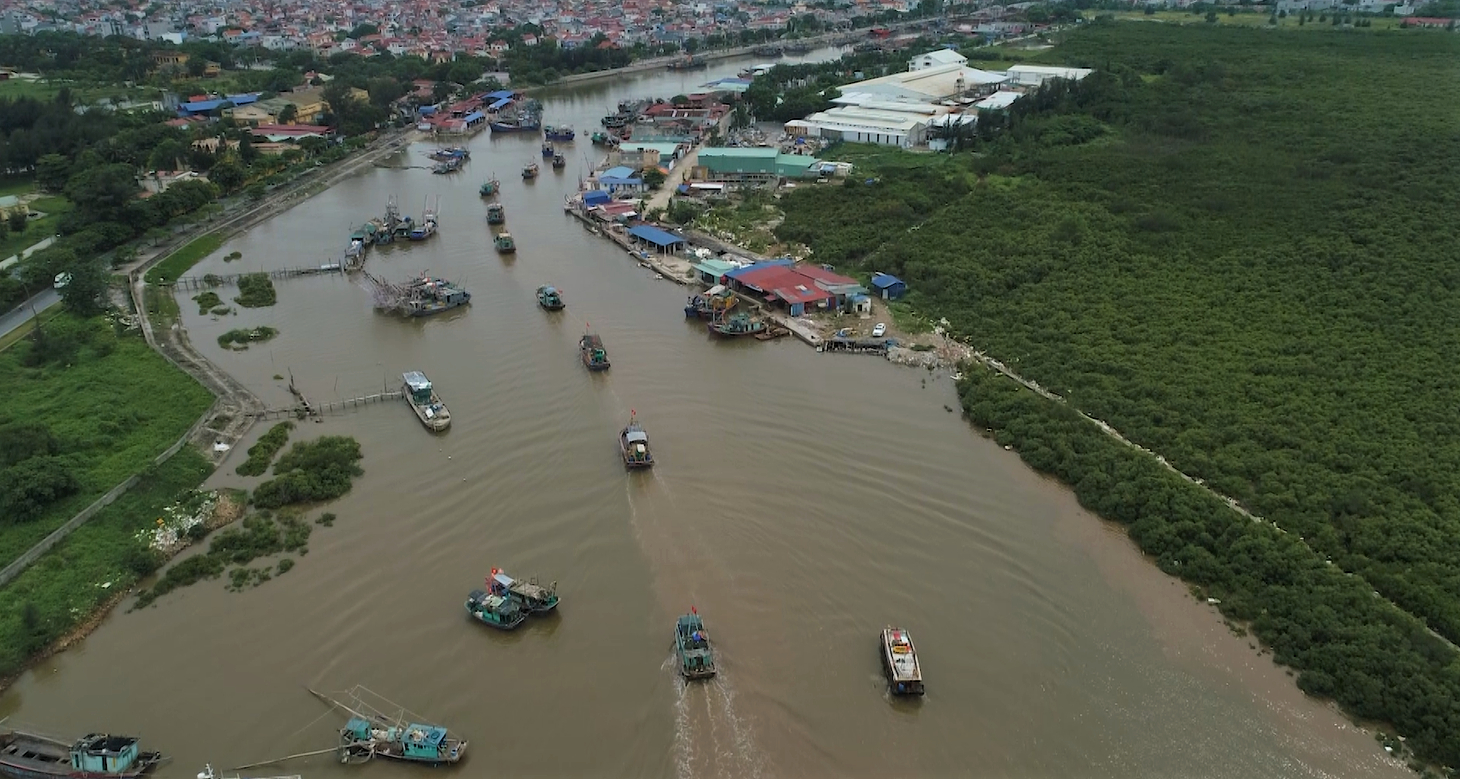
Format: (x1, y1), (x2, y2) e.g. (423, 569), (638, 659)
(172, 264), (344, 290)
(249, 372), (405, 420)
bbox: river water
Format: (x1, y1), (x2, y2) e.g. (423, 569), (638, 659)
(0, 51), (1408, 779)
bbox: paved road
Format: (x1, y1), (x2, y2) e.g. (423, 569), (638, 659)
(0, 287), (60, 340)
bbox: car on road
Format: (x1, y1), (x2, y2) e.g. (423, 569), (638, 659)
(872, 322), (887, 338)
(53, 272), (71, 289)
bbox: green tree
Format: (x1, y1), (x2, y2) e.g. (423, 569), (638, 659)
(7, 209), (26, 235)
(208, 158), (247, 191)
(148, 139), (187, 171)
(277, 103), (298, 124)
(34, 153), (72, 192)
(642, 168), (667, 189)
(58, 257), (108, 317)
(64, 163), (140, 225)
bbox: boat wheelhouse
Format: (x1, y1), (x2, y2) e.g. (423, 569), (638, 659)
(537, 285), (565, 310)
(674, 609), (716, 680)
(488, 568), (559, 613)
(619, 412), (654, 469)
(0, 731), (166, 779)
(402, 371), (451, 432)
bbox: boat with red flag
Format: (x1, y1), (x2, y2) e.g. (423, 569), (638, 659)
(880, 627), (924, 696)
(674, 607), (716, 680)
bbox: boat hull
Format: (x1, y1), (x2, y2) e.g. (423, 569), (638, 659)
(707, 325), (766, 337)
(466, 608), (527, 630)
(403, 299), (468, 319)
(490, 122), (540, 133)
(880, 628), (925, 696)
(539, 301), (565, 311)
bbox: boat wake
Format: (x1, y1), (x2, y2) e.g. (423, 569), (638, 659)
(668, 657), (766, 779)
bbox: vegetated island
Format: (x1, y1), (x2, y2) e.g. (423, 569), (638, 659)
(772, 22), (1460, 770)
(233, 273), (277, 308)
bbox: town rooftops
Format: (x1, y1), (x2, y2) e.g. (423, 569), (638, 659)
(627, 224), (686, 247)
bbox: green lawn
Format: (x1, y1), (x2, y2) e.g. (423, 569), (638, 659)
(145, 232), (224, 285)
(0, 448), (214, 679)
(1106, 9), (1406, 28)
(0, 196), (69, 261)
(0, 177), (35, 199)
(0, 315), (214, 567)
(0, 79), (58, 100)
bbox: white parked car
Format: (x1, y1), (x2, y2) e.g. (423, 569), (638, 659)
(872, 322), (887, 338)
(53, 272), (72, 289)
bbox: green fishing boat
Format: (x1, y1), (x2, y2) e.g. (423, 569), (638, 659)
(486, 202), (505, 225)
(675, 608), (716, 680)
(488, 567), (560, 613)
(536, 285), (565, 311)
(494, 232), (516, 254)
(479, 178), (499, 197)
(466, 586), (527, 630)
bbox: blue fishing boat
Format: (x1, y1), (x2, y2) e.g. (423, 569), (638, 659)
(543, 125), (575, 142)
(674, 608), (716, 680)
(428, 146), (470, 161)
(308, 686), (467, 766)
(541, 143), (554, 158)
(0, 731), (166, 778)
(466, 586), (527, 630)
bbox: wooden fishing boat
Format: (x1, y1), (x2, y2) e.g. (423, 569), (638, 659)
(674, 608), (716, 680)
(494, 232), (516, 254)
(485, 202), (505, 225)
(551, 153), (566, 169)
(684, 286), (735, 319)
(619, 411), (654, 469)
(0, 731), (166, 778)
(487, 567), (560, 613)
(580, 333), (610, 371)
(402, 371), (450, 432)
(536, 285), (565, 311)
(522, 162), (539, 179)
(308, 686), (467, 765)
(465, 587), (527, 630)
(478, 178), (499, 197)
(880, 627), (924, 696)
(707, 312), (767, 338)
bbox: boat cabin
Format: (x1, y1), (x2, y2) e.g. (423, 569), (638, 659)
(401, 725), (448, 760)
(403, 372), (434, 404)
(343, 717), (375, 742)
(72, 734), (142, 773)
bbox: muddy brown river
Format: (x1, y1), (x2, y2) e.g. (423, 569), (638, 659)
(0, 51), (1409, 779)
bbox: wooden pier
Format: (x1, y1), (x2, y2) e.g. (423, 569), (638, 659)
(172, 265), (344, 290)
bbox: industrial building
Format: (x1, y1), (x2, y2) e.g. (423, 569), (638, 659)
(693, 148), (825, 184)
(1002, 65), (1094, 87)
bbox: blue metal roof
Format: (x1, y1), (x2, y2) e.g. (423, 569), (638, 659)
(463, 111), (485, 122)
(226, 93), (259, 105)
(583, 190), (611, 205)
(628, 225), (687, 247)
(484, 90), (515, 100)
(180, 99), (225, 113)
(870, 272), (904, 289)
(603, 165), (636, 180)
(488, 97), (511, 110)
(418, 105), (438, 115)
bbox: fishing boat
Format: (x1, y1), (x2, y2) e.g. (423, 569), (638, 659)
(619, 411), (654, 469)
(308, 686), (467, 765)
(402, 371), (450, 432)
(405, 276), (470, 317)
(478, 178), (500, 197)
(666, 55), (707, 71)
(580, 333), (610, 371)
(707, 312), (767, 337)
(408, 199), (438, 241)
(485, 203), (505, 225)
(0, 731), (166, 778)
(551, 153), (566, 169)
(752, 44), (784, 57)
(880, 627), (924, 696)
(684, 285), (735, 319)
(195, 770), (300, 779)
(522, 162), (539, 179)
(783, 42), (812, 55)
(494, 232), (516, 254)
(428, 147), (470, 161)
(590, 131), (618, 146)
(536, 285), (565, 311)
(674, 608), (716, 680)
(487, 567), (559, 613)
(544, 125), (575, 142)
(465, 586), (527, 630)
(489, 100), (542, 133)
(431, 157), (463, 174)
(541, 143), (554, 158)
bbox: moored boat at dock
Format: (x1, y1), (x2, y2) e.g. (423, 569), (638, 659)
(308, 686), (467, 766)
(0, 731), (166, 779)
(402, 371), (450, 432)
(485, 203), (505, 225)
(580, 333), (610, 371)
(619, 411), (654, 468)
(537, 285), (565, 310)
(465, 586), (528, 630)
(783, 42), (812, 55)
(428, 146), (470, 161)
(674, 608), (716, 680)
(487, 567), (560, 613)
(880, 627), (924, 696)
(590, 131), (619, 146)
(494, 232), (516, 254)
(707, 312), (767, 337)
(685, 285), (735, 319)
(431, 156), (463, 174)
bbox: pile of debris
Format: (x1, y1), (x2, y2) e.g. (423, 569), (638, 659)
(136, 490), (218, 554)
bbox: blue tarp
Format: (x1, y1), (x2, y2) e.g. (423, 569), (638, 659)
(583, 190), (611, 205)
(488, 97), (512, 110)
(628, 225), (687, 248)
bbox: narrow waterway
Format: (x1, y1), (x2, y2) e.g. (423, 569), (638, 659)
(0, 51), (1407, 779)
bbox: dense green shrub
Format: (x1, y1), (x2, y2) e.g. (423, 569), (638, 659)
(234, 422), (294, 477)
(252, 436), (363, 508)
(233, 273), (276, 308)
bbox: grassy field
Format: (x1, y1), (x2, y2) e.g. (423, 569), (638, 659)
(0, 79), (58, 100)
(144, 232), (224, 285)
(0, 448), (213, 679)
(0, 303), (62, 353)
(0, 196), (70, 261)
(0, 178), (35, 199)
(0, 316), (214, 567)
